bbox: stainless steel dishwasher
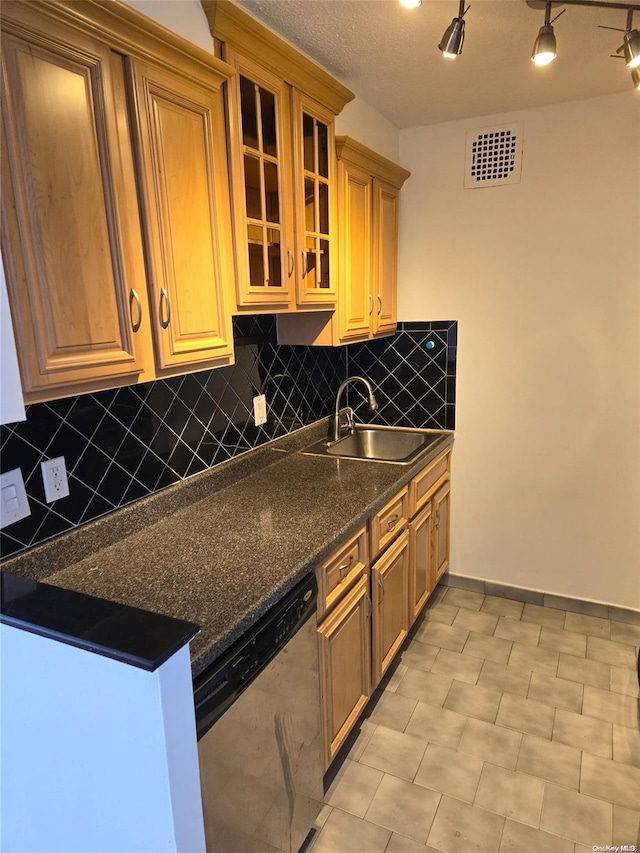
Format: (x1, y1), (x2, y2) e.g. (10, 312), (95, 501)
(194, 574), (323, 853)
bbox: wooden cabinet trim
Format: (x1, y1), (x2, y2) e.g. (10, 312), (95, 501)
(409, 502), (434, 627)
(201, 0), (354, 114)
(335, 136), (410, 190)
(409, 447), (451, 517)
(316, 526), (369, 619)
(370, 486), (408, 561)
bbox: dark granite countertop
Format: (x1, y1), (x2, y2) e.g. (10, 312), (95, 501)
(1, 420), (453, 677)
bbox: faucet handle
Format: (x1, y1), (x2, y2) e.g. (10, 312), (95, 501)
(344, 407), (355, 432)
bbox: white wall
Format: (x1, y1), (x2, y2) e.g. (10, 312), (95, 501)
(399, 92), (640, 609)
(1, 253), (26, 424)
(335, 96), (400, 162)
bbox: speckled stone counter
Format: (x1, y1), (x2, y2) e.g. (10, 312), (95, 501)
(1, 421), (453, 677)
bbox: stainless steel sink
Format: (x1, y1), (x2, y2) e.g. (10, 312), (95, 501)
(302, 425), (446, 464)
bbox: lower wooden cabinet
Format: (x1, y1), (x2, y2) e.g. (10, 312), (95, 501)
(372, 530), (410, 689)
(432, 480), (451, 582)
(409, 502), (434, 627)
(317, 574), (371, 771)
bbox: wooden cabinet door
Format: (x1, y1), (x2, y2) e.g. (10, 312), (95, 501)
(128, 59), (234, 372)
(291, 91), (337, 306)
(409, 502), (434, 626)
(372, 530), (410, 688)
(372, 178), (399, 338)
(224, 50), (295, 308)
(433, 480), (451, 582)
(336, 160), (372, 341)
(317, 575), (371, 770)
(1, 10), (147, 402)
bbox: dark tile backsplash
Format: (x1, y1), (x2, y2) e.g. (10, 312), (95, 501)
(0, 318), (456, 559)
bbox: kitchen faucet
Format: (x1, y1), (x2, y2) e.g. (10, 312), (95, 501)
(330, 376), (378, 443)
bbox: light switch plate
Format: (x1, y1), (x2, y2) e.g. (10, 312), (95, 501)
(41, 456), (70, 503)
(253, 394), (267, 426)
(0, 468), (31, 528)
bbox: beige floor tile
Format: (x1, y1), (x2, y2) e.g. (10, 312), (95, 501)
(613, 804), (640, 847)
(499, 818), (574, 852)
(345, 720), (378, 762)
(516, 733), (581, 789)
(311, 806), (392, 853)
(414, 743), (484, 803)
(404, 702), (468, 750)
(444, 680), (502, 724)
(508, 643), (559, 677)
(400, 641), (439, 673)
(613, 723), (640, 768)
(475, 764), (545, 826)
(538, 626), (587, 657)
(462, 632), (513, 665)
(453, 608), (499, 637)
(366, 691), (418, 733)
(385, 662), (409, 693)
(540, 784), (612, 847)
(610, 665), (640, 697)
(528, 673), (583, 713)
(494, 617), (541, 648)
(495, 693), (555, 739)
(429, 584), (448, 604)
(611, 621), (640, 647)
(458, 717), (522, 770)
(359, 726), (428, 781)
(580, 752), (640, 811)
(427, 795), (504, 853)
(564, 612), (612, 639)
(430, 648), (482, 685)
(365, 774), (440, 843)
(586, 636), (638, 669)
(413, 621), (469, 653)
(385, 831), (436, 853)
(552, 708), (612, 759)
(325, 759), (384, 818)
(480, 595), (524, 621)
(442, 588), (485, 611)
(521, 603), (567, 630)
(582, 685), (640, 729)
(395, 667), (453, 708)
(421, 601), (460, 626)
(557, 653), (610, 689)
(478, 660), (531, 698)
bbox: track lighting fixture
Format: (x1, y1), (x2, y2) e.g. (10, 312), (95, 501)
(531, 1), (565, 66)
(398, 0), (421, 8)
(439, 0), (470, 59)
(601, 8), (640, 89)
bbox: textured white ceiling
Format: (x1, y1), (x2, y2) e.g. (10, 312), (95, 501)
(235, 0), (637, 127)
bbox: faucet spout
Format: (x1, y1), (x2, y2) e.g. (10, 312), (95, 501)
(330, 376), (378, 443)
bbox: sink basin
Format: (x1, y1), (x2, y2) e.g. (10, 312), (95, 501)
(302, 426), (445, 464)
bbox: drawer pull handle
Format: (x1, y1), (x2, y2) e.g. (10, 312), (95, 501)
(129, 288), (142, 333)
(338, 555), (354, 579)
(387, 513), (400, 530)
(159, 287), (171, 329)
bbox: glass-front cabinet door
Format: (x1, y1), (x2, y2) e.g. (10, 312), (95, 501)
(225, 51), (294, 307)
(292, 92), (337, 305)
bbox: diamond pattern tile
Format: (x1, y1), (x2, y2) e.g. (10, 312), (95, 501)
(0, 317), (457, 559)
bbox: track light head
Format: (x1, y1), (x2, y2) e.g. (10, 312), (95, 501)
(532, 23), (557, 65)
(632, 66), (640, 88)
(623, 28), (640, 68)
(398, 0), (421, 8)
(439, 17), (466, 58)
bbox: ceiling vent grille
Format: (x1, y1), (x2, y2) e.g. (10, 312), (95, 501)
(464, 122), (524, 188)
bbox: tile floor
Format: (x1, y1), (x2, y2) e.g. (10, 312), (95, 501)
(311, 586), (640, 853)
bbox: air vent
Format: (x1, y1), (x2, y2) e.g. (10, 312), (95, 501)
(464, 122), (524, 188)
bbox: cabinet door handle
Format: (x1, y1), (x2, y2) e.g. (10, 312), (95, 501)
(387, 513), (400, 530)
(159, 288), (171, 329)
(378, 577), (384, 602)
(365, 592), (372, 618)
(338, 555), (354, 579)
(301, 251), (308, 279)
(287, 249), (295, 278)
(377, 294), (382, 314)
(434, 509), (440, 529)
(129, 288), (142, 333)
(368, 293), (373, 315)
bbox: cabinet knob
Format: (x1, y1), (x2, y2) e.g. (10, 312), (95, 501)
(159, 288), (171, 329)
(129, 288), (142, 333)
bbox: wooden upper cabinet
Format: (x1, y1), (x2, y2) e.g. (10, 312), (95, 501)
(1, 8), (147, 401)
(202, 0), (352, 312)
(1, 0), (237, 403)
(127, 60), (234, 371)
(336, 160), (372, 341)
(372, 178), (401, 337)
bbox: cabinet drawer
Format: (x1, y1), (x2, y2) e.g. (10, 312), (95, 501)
(409, 448), (451, 517)
(317, 526), (368, 618)
(370, 487), (408, 560)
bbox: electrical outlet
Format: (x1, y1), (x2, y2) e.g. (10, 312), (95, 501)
(253, 394), (267, 426)
(41, 456), (70, 503)
(0, 468), (31, 528)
